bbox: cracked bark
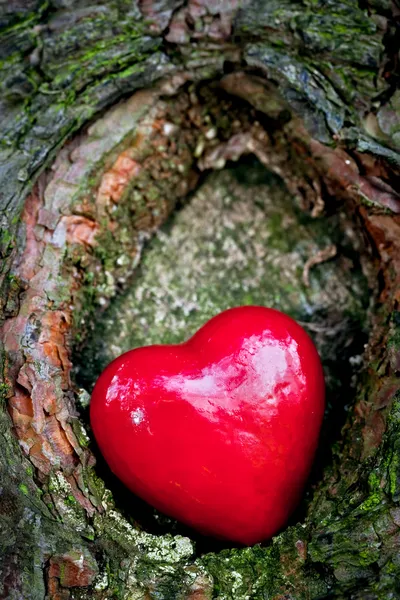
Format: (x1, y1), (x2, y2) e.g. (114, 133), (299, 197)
(0, 1), (400, 599)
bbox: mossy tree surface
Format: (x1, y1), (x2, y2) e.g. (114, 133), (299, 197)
(1, 1), (400, 599)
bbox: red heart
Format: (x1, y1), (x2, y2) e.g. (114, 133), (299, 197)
(90, 306), (324, 545)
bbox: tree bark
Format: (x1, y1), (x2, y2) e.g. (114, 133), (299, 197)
(1, 1), (400, 599)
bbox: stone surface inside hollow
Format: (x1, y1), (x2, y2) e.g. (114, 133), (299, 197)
(78, 161), (368, 396)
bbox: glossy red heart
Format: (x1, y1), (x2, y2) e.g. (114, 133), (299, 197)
(90, 306), (325, 545)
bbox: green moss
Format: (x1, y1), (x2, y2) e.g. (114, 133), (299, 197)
(0, 382), (10, 403)
(0, 229), (15, 254)
(72, 419), (91, 449)
(388, 451), (399, 499)
(200, 545), (280, 599)
(49, 34), (160, 92)
(19, 483), (29, 496)
(357, 493), (383, 512)
(353, 472), (386, 513)
(198, 525), (329, 599)
(383, 560), (396, 575)
(388, 313), (400, 350)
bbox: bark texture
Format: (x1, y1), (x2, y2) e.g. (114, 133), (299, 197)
(0, 1), (400, 599)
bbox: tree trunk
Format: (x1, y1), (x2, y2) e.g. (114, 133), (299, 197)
(1, 1), (400, 598)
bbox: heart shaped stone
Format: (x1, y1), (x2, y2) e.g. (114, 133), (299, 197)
(90, 306), (324, 545)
